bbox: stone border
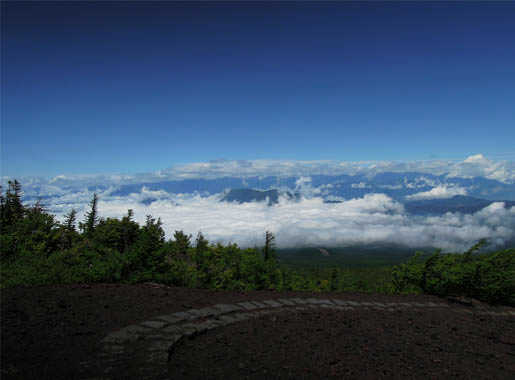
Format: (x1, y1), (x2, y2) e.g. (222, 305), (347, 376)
(81, 298), (514, 379)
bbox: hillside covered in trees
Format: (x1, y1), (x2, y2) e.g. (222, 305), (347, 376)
(1, 181), (514, 306)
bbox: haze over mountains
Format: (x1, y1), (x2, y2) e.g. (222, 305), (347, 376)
(3, 155), (515, 252)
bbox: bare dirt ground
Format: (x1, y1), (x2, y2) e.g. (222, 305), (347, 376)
(1, 283), (514, 379)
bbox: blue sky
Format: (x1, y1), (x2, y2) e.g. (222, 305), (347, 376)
(2, 1), (515, 177)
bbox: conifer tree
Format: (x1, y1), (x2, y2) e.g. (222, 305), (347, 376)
(195, 231), (208, 254)
(0, 185), (6, 231)
(174, 230), (192, 256)
(81, 193), (98, 236)
(10, 180), (24, 218)
(264, 230), (275, 261)
(195, 231), (209, 267)
(121, 209), (138, 253)
(61, 208), (77, 250)
(137, 215), (166, 270)
(64, 209), (77, 232)
(4, 180), (24, 224)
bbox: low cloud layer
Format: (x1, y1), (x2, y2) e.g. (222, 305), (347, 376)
(164, 154), (515, 183)
(406, 185), (468, 200)
(47, 190), (515, 253)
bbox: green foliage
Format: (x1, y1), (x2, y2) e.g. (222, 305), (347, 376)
(78, 193), (98, 236)
(1, 181), (27, 260)
(44, 244), (127, 284)
(1, 250), (54, 287)
(173, 230), (192, 257)
(391, 243), (515, 305)
(391, 252), (426, 294)
(194, 231), (208, 265)
(63, 208), (77, 232)
(0, 243), (129, 287)
(0, 194), (60, 261)
(1, 180), (24, 229)
(59, 208), (79, 250)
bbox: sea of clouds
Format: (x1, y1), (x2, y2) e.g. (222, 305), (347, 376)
(37, 188), (515, 253)
(3, 155), (515, 252)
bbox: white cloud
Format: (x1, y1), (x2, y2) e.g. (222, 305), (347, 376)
(406, 185), (468, 200)
(446, 154), (515, 183)
(351, 182), (370, 189)
(405, 176), (437, 188)
(293, 176), (322, 197)
(5, 154), (514, 194)
(161, 155), (515, 184)
(379, 184), (404, 190)
(464, 154), (488, 164)
(46, 190), (514, 252)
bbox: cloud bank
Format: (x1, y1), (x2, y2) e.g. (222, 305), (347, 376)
(406, 185), (468, 200)
(47, 190), (514, 253)
(3, 154), (514, 253)
(159, 155), (515, 183)
(4, 154), (514, 189)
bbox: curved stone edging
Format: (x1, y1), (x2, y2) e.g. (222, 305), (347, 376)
(81, 298), (514, 379)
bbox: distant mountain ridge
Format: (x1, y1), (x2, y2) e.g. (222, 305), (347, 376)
(106, 172), (515, 202)
(222, 189), (280, 206)
(404, 195), (515, 215)
(221, 189), (300, 206)
(18, 171), (515, 213)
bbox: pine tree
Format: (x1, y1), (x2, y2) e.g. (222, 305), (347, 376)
(10, 180), (24, 219)
(264, 230), (275, 261)
(143, 215), (165, 249)
(195, 231), (209, 267)
(64, 209), (77, 232)
(121, 209), (137, 253)
(0, 185), (6, 232)
(61, 208), (78, 250)
(174, 230), (192, 256)
(195, 231), (208, 253)
(81, 193), (98, 236)
(4, 180), (24, 225)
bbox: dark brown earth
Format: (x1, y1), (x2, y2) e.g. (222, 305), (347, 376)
(1, 283), (514, 379)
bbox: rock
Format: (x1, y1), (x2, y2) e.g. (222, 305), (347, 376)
(446, 296), (486, 308)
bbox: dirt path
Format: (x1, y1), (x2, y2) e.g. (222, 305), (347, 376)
(2, 284), (514, 379)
